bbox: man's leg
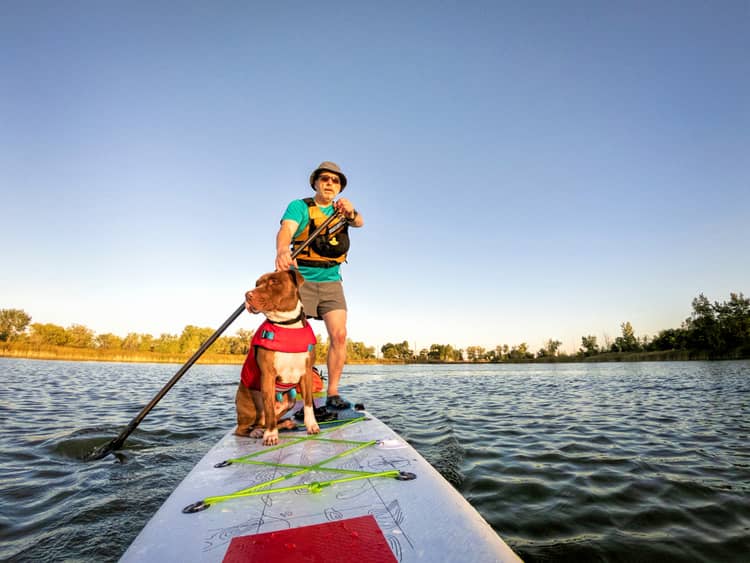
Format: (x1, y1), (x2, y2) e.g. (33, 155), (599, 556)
(322, 309), (347, 399)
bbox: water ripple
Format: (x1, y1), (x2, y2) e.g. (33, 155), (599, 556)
(1, 359), (750, 561)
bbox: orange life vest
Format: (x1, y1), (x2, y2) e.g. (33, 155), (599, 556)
(292, 198), (349, 268)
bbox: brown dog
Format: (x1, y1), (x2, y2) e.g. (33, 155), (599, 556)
(235, 270), (319, 445)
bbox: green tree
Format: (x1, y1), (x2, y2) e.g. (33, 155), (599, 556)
(485, 348), (499, 362)
(466, 346), (486, 362)
(427, 344), (443, 361)
(230, 329), (254, 355)
(427, 343), (462, 361)
(381, 341), (413, 361)
(579, 335), (599, 356)
(508, 342), (532, 360)
(215, 330), (252, 356)
(137, 334), (155, 352)
(178, 325), (215, 353)
(684, 294), (721, 353)
(537, 339), (562, 358)
(65, 324), (95, 348)
(121, 332), (142, 351)
(612, 322), (639, 352)
(29, 323), (68, 346)
(0, 308), (31, 341)
(96, 333), (123, 349)
(209, 335), (231, 354)
(713, 292), (750, 356)
(315, 334), (329, 364)
(348, 340), (375, 360)
(647, 328), (687, 351)
(153, 333), (180, 354)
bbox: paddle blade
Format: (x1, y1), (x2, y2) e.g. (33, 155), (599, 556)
(84, 438), (120, 461)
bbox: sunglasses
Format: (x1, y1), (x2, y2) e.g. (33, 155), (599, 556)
(317, 174), (340, 185)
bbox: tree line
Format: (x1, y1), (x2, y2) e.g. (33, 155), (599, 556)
(1, 292), (748, 363)
(0, 309), (377, 363)
(380, 292), (749, 362)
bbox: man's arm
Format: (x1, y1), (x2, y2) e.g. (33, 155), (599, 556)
(275, 220), (299, 271)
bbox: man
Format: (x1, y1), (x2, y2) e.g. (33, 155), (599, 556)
(274, 161), (364, 410)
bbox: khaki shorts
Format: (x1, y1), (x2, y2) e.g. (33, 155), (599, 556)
(299, 281), (347, 320)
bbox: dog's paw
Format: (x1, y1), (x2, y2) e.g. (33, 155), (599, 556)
(263, 429), (279, 446)
(306, 422), (320, 435)
(233, 426), (252, 437)
(249, 427), (264, 439)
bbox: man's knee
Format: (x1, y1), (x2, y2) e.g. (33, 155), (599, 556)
(329, 327), (347, 348)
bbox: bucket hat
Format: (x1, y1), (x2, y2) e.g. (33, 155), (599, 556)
(309, 161), (348, 191)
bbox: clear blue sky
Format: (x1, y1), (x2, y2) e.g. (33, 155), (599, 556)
(2, 1), (748, 355)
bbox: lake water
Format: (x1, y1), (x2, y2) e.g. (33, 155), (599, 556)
(0, 358), (748, 562)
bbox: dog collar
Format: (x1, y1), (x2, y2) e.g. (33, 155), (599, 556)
(265, 300), (306, 326)
(269, 307), (307, 326)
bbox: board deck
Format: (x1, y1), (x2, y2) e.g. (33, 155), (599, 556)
(120, 403), (521, 562)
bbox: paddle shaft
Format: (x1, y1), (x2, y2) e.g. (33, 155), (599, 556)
(86, 210), (345, 460)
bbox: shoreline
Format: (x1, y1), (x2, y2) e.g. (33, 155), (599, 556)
(0, 346), (243, 365)
(1, 346), (742, 365)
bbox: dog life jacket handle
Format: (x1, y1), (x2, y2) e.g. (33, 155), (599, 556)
(276, 387), (297, 403)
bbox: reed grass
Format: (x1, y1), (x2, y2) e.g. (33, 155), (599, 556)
(0, 344), (243, 365)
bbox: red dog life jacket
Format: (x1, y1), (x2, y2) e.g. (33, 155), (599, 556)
(241, 320), (317, 391)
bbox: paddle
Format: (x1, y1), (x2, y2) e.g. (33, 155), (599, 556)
(85, 210), (346, 461)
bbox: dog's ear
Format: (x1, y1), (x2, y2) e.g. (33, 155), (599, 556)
(289, 269), (304, 287)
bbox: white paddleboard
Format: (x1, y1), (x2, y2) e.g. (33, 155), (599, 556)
(120, 404), (521, 562)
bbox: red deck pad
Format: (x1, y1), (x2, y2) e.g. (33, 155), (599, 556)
(223, 514), (397, 563)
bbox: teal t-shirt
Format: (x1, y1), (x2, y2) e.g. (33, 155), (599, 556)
(282, 199), (342, 282)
